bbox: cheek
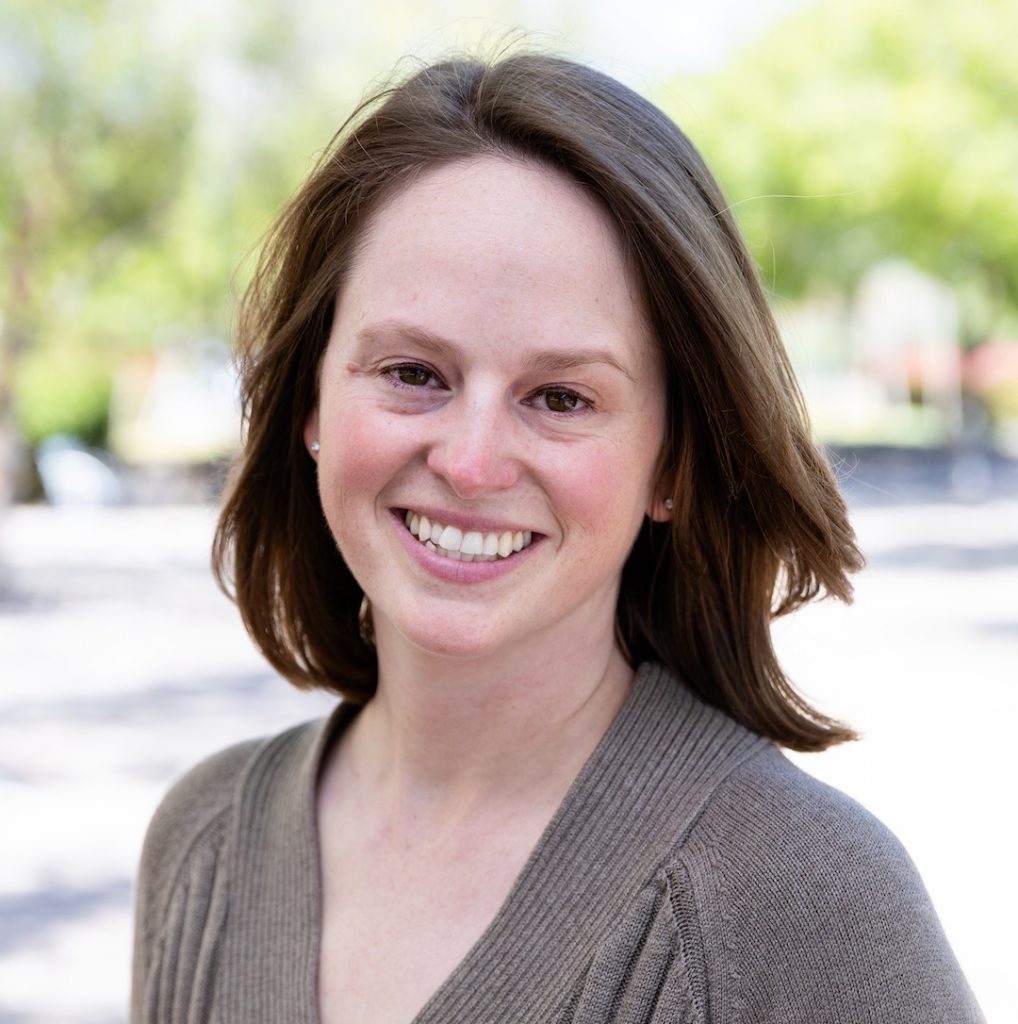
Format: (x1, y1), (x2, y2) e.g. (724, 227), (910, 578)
(550, 439), (654, 548)
(318, 403), (417, 514)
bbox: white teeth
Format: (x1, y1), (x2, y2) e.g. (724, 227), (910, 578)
(461, 531), (484, 556)
(402, 510), (535, 560)
(438, 525), (463, 550)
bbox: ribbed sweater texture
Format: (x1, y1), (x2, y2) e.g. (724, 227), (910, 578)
(130, 662), (985, 1023)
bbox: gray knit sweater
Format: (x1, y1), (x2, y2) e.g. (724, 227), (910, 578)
(131, 663), (984, 1023)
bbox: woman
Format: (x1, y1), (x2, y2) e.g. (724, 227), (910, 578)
(131, 54), (984, 1023)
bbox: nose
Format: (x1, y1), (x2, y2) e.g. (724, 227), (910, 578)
(425, 393), (521, 500)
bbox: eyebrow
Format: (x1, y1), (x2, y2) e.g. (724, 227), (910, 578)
(357, 321), (636, 382)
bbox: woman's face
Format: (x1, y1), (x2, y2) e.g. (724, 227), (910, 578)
(307, 156), (669, 662)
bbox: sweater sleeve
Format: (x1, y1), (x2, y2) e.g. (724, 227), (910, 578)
(129, 739), (261, 1024)
(676, 747), (985, 1024)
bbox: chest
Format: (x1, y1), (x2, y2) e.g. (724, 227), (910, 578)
(316, 813), (542, 1024)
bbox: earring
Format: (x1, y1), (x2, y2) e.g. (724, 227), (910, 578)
(664, 498), (674, 511)
(310, 441), (320, 454)
(358, 595), (375, 647)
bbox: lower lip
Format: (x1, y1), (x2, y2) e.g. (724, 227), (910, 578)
(389, 510), (541, 584)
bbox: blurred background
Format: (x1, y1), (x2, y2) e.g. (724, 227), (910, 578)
(1, 0), (1015, 1020)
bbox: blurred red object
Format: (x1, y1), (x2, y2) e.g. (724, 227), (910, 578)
(963, 339), (1018, 394)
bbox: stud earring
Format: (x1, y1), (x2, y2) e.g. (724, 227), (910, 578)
(310, 441), (320, 454)
(664, 498), (674, 511)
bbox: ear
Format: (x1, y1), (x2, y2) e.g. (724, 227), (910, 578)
(303, 407), (320, 461)
(646, 476), (675, 523)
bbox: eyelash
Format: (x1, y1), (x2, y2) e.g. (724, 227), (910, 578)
(379, 363), (595, 415)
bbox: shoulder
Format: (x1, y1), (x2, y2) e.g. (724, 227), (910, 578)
(131, 736), (265, 1021)
(136, 715), (327, 904)
(668, 745), (984, 1022)
(137, 737), (264, 894)
(131, 718), (330, 1021)
(686, 744), (909, 886)
(133, 735), (268, 961)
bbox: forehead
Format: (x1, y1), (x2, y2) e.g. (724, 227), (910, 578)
(361, 155), (621, 261)
(338, 156), (654, 367)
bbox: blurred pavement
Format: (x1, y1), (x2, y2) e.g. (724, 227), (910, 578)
(1, 454), (1015, 1022)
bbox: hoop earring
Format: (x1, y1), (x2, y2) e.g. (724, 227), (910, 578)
(358, 595), (375, 647)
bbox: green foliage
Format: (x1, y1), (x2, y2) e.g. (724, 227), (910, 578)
(13, 343), (112, 446)
(1, 0), (198, 447)
(662, 0), (1018, 332)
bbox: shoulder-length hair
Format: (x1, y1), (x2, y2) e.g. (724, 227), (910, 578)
(213, 52), (864, 751)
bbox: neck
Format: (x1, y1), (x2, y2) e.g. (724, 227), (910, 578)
(339, 619), (634, 828)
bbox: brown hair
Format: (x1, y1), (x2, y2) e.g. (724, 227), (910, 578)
(213, 52), (864, 751)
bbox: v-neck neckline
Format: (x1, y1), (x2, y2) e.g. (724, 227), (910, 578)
(219, 663), (767, 1023)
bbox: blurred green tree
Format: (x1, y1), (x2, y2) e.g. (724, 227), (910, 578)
(0, 0), (197, 501)
(664, 0), (1018, 342)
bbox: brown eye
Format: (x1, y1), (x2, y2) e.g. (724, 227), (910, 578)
(542, 389), (582, 413)
(393, 365), (433, 387)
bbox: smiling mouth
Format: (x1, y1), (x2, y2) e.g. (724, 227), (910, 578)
(401, 510), (534, 562)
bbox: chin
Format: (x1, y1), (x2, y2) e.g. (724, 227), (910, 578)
(378, 605), (524, 664)
(401, 626), (512, 662)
